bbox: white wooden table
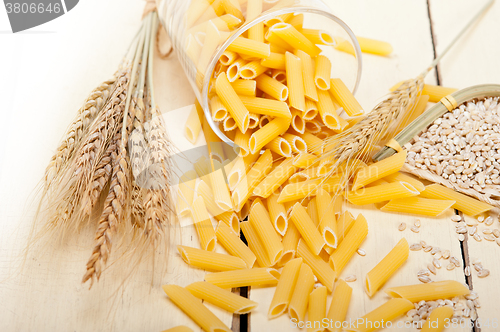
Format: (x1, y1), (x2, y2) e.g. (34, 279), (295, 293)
(1, 0), (500, 331)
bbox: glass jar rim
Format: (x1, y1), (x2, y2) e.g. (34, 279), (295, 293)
(201, 6), (363, 145)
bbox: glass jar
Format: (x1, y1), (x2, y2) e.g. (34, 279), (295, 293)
(156, 0), (362, 144)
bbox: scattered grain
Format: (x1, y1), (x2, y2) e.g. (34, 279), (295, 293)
(411, 226), (420, 233)
(356, 248), (366, 256)
(473, 233), (482, 242)
(464, 266), (471, 276)
(451, 215), (462, 222)
(414, 219), (421, 227)
(427, 264), (437, 275)
(345, 275), (357, 282)
(418, 275), (432, 283)
(398, 222), (406, 231)
(432, 258), (442, 269)
(446, 263), (455, 271)
(477, 269), (490, 278)
(410, 243), (422, 251)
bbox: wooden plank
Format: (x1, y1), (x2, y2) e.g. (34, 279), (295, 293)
(428, 1), (500, 330)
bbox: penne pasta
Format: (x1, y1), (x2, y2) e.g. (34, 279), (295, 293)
(295, 50), (318, 102)
(293, 152), (317, 168)
(259, 115), (272, 128)
(352, 150), (407, 190)
(365, 238), (409, 297)
(249, 117), (290, 154)
(345, 299), (414, 332)
(208, 163), (233, 211)
(291, 108), (306, 134)
(233, 128), (253, 157)
(264, 137), (292, 157)
(266, 192), (288, 236)
(231, 78), (257, 96)
(261, 53), (286, 72)
(239, 96), (291, 118)
(271, 69), (287, 83)
(419, 183), (493, 216)
(220, 0), (244, 21)
(249, 202), (284, 264)
(216, 72), (250, 133)
(299, 28), (335, 46)
(303, 99), (319, 120)
(316, 188), (338, 249)
(220, 50), (238, 66)
(287, 13), (304, 29)
(177, 245), (247, 271)
(390, 82), (457, 103)
(253, 157), (296, 198)
(289, 203), (325, 255)
(330, 214), (368, 274)
(210, 95), (228, 122)
(240, 60), (268, 79)
(305, 119), (322, 134)
(248, 113), (260, 129)
(223, 115), (238, 131)
(285, 52), (306, 112)
(300, 132), (324, 155)
(226, 36), (271, 58)
(283, 133), (307, 153)
(329, 78), (364, 117)
(308, 286), (327, 332)
(317, 89), (342, 131)
(265, 29), (295, 53)
(241, 221), (272, 267)
(326, 279), (352, 332)
(334, 36), (393, 57)
(385, 280), (470, 302)
(191, 196), (217, 251)
(288, 263), (315, 322)
(314, 55), (332, 90)
(246, 0), (263, 42)
(307, 197), (319, 225)
(271, 23), (321, 56)
(161, 326), (193, 332)
(186, 0), (212, 28)
(162, 285), (231, 332)
(420, 306), (454, 332)
(205, 267), (280, 288)
(379, 197), (455, 217)
(216, 222), (256, 268)
(336, 211), (355, 244)
(227, 57), (246, 82)
(255, 74), (289, 101)
(195, 179), (225, 216)
(186, 281), (258, 314)
(197, 21), (223, 74)
(383, 171), (425, 192)
(268, 257), (303, 319)
(176, 170), (197, 218)
(185, 104), (202, 144)
(296, 239), (336, 292)
(279, 221), (301, 266)
(345, 181), (419, 205)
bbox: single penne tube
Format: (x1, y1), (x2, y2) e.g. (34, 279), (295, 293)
(334, 36), (393, 57)
(191, 196), (217, 251)
(291, 108), (306, 134)
(208, 165), (233, 211)
(288, 263), (315, 322)
(205, 267), (280, 288)
(365, 238), (409, 297)
(226, 153), (259, 190)
(216, 210), (239, 235)
(197, 21), (223, 74)
(316, 188), (338, 249)
(289, 203), (325, 255)
(295, 50), (318, 102)
(303, 99), (318, 120)
(215, 13), (242, 29)
(316, 130), (332, 140)
(223, 115), (237, 131)
(271, 68), (287, 83)
(314, 55), (332, 90)
(216, 72), (250, 133)
(186, 33), (202, 63)
(255, 74), (289, 101)
(186, 281), (258, 314)
(352, 150), (408, 190)
(344, 299), (414, 332)
(365, 178), (389, 188)
(385, 280), (470, 302)
(271, 23), (322, 56)
(296, 239), (336, 292)
(162, 285), (231, 332)
(220, 50), (238, 65)
(260, 52), (286, 70)
(336, 211), (355, 244)
(239, 96), (291, 118)
(248, 113), (260, 129)
(283, 133), (307, 154)
(389, 82), (457, 103)
(231, 78), (257, 96)
(176, 170), (197, 218)
(264, 137), (292, 157)
(305, 119), (322, 134)
(379, 197), (455, 217)
(287, 13), (303, 29)
(308, 286), (327, 332)
(220, 0), (244, 21)
(202, 117), (226, 162)
(299, 28), (335, 46)
(383, 171), (425, 192)
(285, 52), (306, 112)
(268, 257), (303, 319)
(277, 178), (321, 203)
(186, 0), (212, 27)
(239, 60), (268, 79)
(269, 43), (288, 54)
(246, 0), (263, 41)
(265, 30), (295, 53)
(330, 214), (368, 273)
(177, 245), (246, 271)
(345, 181), (419, 205)
(195, 179), (226, 218)
(226, 36), (271, 58)
(279, 222), (301, 266)
(249, 21), (265, 43)
(420, 306), (454, 332)
(259, 115), (272, 128)
(307, 197), (319, 226)
(249, 118), (290, 154)
(266, 192), (288, 236)
(317, 89), (342, 130)
(216, 222), (256, 268)
(299, 132), (323, 155)
(263, 13), (292, 26)
(293, 152), (318, 168)
(227, 57), (247, 81)
(233, 129), (253, 157)
(184, 104), (202, 144)
(253, 157), (296, 198)
(419, 183), (493, 216)
(326, 279), (352, 332)
(329, 78), (364, 117)
(161, 326), (193, 332)
(249, 202), (284, 264)
(241, 221), (272, 267)
(210, 95), (228, 122)
(232, 149), (273, 211)
(208, 0), (224, 17)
